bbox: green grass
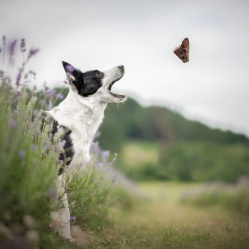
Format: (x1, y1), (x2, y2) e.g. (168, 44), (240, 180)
(78, 182), (249, 249)
(118, 140), (163, 181)
(181, 180), (249, 215)
(137, 181), (200, 203)
(120, 140), (159, 167)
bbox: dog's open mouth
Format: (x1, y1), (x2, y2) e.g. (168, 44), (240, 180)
(108, 76), (126, 100)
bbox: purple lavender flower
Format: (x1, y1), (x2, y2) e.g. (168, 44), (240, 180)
(39, 99), (46, 106)
(48, 100), (52, 110)
(16, 72), (21, 86)
(8, 39), (17, 66)
(47, 89), (56, 100)
(102, 150), (110, 161)
(97, 162), (103, 169)
(8, 39), (17, 54)
(32, 85), (37, 92)
(25, 70), (36, 82)
(43, 85), (49, 93)
(27, 48), (39, 59)
(56, 93), (64, 100)
(92, 141), (101, 154)
(8, 119), (16, 129)
(19, 150), (26, 158)
(14, 91), (21, 103)
(70, 216), (76, 223)
(20, 38), (26, 52)
(29, 70), (36, 77)
(49, 88), (56, 95)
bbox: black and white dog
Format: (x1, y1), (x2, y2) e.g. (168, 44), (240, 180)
(46, 61), (126, 239)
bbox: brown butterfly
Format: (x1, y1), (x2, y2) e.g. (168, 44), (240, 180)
(173, 38), (189, 63)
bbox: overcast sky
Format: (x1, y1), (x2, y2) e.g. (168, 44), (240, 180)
(1, 0), (249, 135)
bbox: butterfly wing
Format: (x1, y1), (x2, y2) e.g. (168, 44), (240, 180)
(174, 38), (189, 63)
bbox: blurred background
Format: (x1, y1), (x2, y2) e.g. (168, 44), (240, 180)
(2, 0), (249, 135)
(4, 0), (249, 179)
(1, 1), (249, 247)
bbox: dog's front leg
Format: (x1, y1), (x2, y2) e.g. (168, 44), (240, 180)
(51, 175), (71, 239)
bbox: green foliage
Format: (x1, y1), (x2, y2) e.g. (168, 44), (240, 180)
(98, 97), (249, 153)
(115, 139), (249, 182)
(159, 142), (249, 182)
(67, 165), (115, 229)
(99, 97), (249, 183)
(0, 84), (57, 218)
(0, 84), (59, 248)
(110, 185), (137, 210)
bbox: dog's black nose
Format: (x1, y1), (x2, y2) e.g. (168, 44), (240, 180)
(118, 65), (124, 71)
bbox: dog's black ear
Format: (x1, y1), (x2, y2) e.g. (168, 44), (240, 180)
(62, 61), (79, 82)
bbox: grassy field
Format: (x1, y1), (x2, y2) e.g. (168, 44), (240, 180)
(74, 181), (249, 249)
(120, 140), (159, 167)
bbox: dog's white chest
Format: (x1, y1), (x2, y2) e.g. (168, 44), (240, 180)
(46, 89), (106, 168)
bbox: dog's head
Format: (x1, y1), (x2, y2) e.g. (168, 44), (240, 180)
(62, 61), (126, 103)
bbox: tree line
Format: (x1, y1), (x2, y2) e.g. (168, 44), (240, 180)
(53, 88), (249, 182)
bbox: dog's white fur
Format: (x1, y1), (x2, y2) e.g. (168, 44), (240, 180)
(47, 65), (126, 239)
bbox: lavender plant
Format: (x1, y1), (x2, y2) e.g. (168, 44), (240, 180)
(0, 35), (133, 248)
(0, 36), (61, 248)
(66, 141), (118, 229)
